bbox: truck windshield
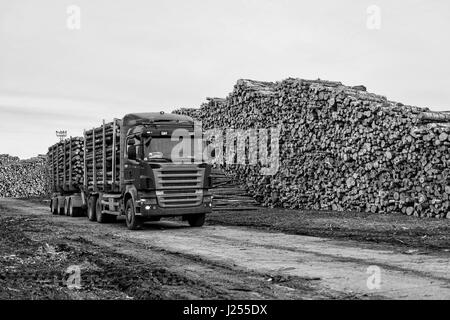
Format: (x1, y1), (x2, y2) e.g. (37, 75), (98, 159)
(143, 136), (204, 162)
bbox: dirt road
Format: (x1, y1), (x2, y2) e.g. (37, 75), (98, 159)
(0, 198), (449, 299)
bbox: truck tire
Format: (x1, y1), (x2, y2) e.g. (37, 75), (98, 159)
(51, 199), (58, 215)
(64, 198), (70, 216)
(87, 196), (97, 221)
(96, 197), (109, 223)
(187, 213), (205, 227)
(59, 198), (65, 215)
(125, 199), (143, 230)
(68, 198), (74, 217)
(68, 198), (81, 217)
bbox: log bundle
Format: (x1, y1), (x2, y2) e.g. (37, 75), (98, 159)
(0, 154), (20, 165)
(174, 78), (450, 218)
(0, 155), (48, 198)
(84, 120), (121, 191)
(210, 168), (259, 211)
(47, 137), (84, 192)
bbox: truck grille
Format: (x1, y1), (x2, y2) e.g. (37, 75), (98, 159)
(154, 166), (204, 208)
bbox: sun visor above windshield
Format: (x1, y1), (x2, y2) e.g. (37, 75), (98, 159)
(123, 112), (194, 127)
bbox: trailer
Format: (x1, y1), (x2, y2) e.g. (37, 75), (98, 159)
(47, 112), (212, 230)
(48, 136), (85, 217)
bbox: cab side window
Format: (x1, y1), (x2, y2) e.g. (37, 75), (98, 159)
(127, 138), (136, 160)
(127, 136), (143, 160)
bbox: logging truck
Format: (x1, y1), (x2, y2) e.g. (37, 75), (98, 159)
(47, 112), (212, 230)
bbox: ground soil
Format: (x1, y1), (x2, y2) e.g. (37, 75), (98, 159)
(208, 207), (450, 251)
(0, 198), (449, 300)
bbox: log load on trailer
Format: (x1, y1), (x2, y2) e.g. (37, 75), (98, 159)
(48, 137), (85, 217)
(47, 112), (213, 230)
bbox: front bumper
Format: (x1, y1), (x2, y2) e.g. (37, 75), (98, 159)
(136, 202), (212, 217)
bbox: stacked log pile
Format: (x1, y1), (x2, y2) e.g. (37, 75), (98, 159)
(84, 120), (121, 191)
(174, 78), (450, 218)
(47, 137), (84, 192)
(0, 154), (20, 165)
(0, 155), (48, 198)
(210, 168), (259, 211)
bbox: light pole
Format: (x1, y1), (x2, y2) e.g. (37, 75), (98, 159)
(56, 130), (67, 142)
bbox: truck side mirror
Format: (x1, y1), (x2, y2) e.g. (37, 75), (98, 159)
(127, 145), (137, 160)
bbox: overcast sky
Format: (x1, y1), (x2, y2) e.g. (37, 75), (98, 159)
(1, 0), (449, 158)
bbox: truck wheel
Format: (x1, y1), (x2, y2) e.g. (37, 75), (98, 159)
(87, 196), (97, 221)
(68, 198), (74, 217)
(64, 198), (70, 216)
(187, 213), (205, 227)
(51, 199), (58, 215)
(59, 198), (65, 215)
(96, 197), (108, 223)
(68, 198), (81, 217)
(125, 199), (143, 230)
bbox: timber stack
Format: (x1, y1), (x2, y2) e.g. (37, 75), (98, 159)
(174, 78), (450, 218)
(0, 154), (48, 197)
(0, 154), (20, 165)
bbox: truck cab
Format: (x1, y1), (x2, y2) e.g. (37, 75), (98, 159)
(119, 112), (212, 229)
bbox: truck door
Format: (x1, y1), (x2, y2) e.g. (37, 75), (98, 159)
(125, 137), (142, 185)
